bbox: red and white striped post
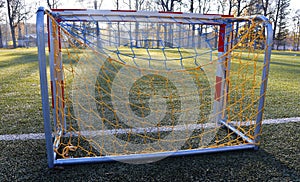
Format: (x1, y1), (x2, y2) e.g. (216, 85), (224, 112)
(214, 23), (227, 123)
(47, 14), (65, 133)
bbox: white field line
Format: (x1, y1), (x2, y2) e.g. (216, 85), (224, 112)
(0, 117), (299, 141)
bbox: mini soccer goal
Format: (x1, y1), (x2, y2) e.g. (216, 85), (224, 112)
(36, 7), (272, 168)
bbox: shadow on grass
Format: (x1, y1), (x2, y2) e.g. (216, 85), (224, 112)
(0, 51), (40, 84)
(0, 51), (38, 69)
(269, 61), (300, 74)
(270, 51), (300, 56)
(0, 141), (298, 181)
(0, 123), (299, 181)
(41, 149), (298, 181)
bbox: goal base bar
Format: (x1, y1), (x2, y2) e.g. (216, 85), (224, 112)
(52, 144), (256, 167)
(219, 120), (255, 143)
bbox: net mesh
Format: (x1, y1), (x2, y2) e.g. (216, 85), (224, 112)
(45, 10), (269, 160)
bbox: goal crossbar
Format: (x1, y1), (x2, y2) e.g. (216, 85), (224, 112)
(50, 9), (227, 24)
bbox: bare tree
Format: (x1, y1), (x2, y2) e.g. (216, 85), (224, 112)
(122, 0), (147, 10)
(247, 0), (262, 15)
(272, 0), (281, 42)
(217, 0), (227, 14)
(274, 0), (290, 50)
(224, 0), (259, 16)
(292, 10), (300, 51)
(226, 0), (264, 16)
(75, 0), (103, 9)
(156, 0), (182, 11)
(0, 0), (5, 48)
(271, 0), (290, 50)
(115, 0), (120, 9)
(47, 0), (61, 9)
(227, 0), (234, 15)
(6, 0), (31, 48)
(190, 0), (194, 13)
(238, 0), (259, 16)
(261, 0), (272, 17)
(93, 0), (104, 48)
(197, 0), (211, 14)
(123, 0), (132, 9)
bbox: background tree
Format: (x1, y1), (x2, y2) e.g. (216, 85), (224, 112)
(272, 0), (290, 50)
(247, 0), (263, 15)
(0, 0), (5, 48)
(197, 0), (212, 14)
(260, 0), (272, 17)
(227, 0), (234, 15)
(75, 0), (103, 9)
(190, 0), (194, 13)
(292, 10), (300, 51)
(226, 0), (259, 16)
(235, 0), (259, 16)
(272, 0), (281, 43)
(216, 0), (227, 14)
(6, 0), (32, 48)
(123, 0), (132, 9)
(94, 0), (103, 47)
(115, 0), (119, 9)
(47, 0), (61, 9)
(156, 0), (182, 11)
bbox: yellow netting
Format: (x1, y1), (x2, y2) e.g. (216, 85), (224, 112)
(46, 11), (269, 160)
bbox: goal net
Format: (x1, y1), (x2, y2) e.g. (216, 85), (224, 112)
(36, 8), (272, 167)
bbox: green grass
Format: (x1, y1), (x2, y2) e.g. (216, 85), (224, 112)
(1, 48), (298, 135)
(0, 48), (44, 135)
(0, 48), (299, 180)
(264, 51), (300, 118)
(0, 122), (298, 181)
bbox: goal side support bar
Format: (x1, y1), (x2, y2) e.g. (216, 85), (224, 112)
(37, 7), (55, 168)
(253, 16), (273, 149)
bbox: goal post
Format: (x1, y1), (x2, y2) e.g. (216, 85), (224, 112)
(36, 7), (272, 168)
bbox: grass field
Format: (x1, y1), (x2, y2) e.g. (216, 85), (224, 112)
(0, 48), (299, 180)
